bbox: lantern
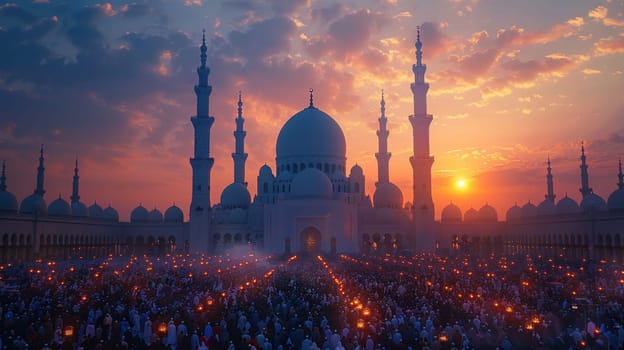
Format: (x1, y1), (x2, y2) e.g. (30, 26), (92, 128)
(64, 326), (74, 337)
(439, 332), (448, 342)
(158, 322), (167, 334)
(362, 308), (371, 317)
(356, 319), (365, 329)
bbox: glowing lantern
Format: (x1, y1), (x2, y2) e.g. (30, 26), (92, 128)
(158, 322), (167, 334)
(207, 299), (213, 306)
(439, 332), (448, 342)
(64, 326), (74, 337)
(505, 306), (513, 313)
(362, 308), (370, 317)
(356, 319), (365, 329)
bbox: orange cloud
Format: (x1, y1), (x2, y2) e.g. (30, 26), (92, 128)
(594, 34), (624, 55)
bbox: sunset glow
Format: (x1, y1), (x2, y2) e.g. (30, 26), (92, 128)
(0, 1), (623, 220)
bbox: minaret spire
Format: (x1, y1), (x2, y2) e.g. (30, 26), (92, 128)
(579, 142), (592, 197)
(409, 27), (435, 251)
(34, 144), (45, 196)
(71, 157), (80, 203)
(617, 158), (623, 190)
(232, 91), (248, 185)
(545, 156), (556, 202)
(0, 160), (6, 192)
(375, 89), (391, 185)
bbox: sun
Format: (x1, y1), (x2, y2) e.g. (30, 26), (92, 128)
(456, 179), (466, 189)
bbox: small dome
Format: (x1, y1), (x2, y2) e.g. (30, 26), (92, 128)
(0, 190), (18, 213)
(556, 195), (579, 214)
(103, 205), (119, 222)
(20, 194), (47, 215)
(291, 168), (332, 199)
(478, 203), (498, 222)
(71, 201), (88, 217)
(536, 199), (556, 216)
(349, 164), (363, 177)
(521, 201), (537, 218)
(608, 188), (624, 210)
(580, 193), (607, 212)
(131, 204), (149, 223)
(259, 164), (273, 177)
(373, 182), (403, 209)
(505, 204), (522, 222)
(164, 204), (184, 223)
(148, 208), (163, 222)
(48, 196), (71, 217)
(464, 208), (478, 222)
(441, 202), (462, 222)
(221, 183), (251, 209)
(88, 202), (104, 218)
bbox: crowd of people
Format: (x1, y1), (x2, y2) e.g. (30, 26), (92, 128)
(1, 248), (623, 350)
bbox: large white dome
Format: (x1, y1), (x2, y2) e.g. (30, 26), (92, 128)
(373, 182), (403, 209)
(290, 168), (333, 199)
(88, 202), (104, 218)
(276, 105), (346, 173)
(537, 199), (556, 216)
(131, 204), (149, 223)
(71, 201), (88, 217)
(221, 182), (251, 209)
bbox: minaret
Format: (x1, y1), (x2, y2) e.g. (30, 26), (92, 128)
(579, 142), (593, 197)
(617, 159), (623, 190)
(545, 156), (556, 202)
(375, 90), (390, 186)
(34, 144), (46, 196)
(189, 31), (215, 252)
(0, 161), (6, 192)
(71, 157), (80, 203)
(409, 28), (435, 251)
(232, 91), (248, 185)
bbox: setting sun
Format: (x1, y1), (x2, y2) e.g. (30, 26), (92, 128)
(456, 179), (466, 189)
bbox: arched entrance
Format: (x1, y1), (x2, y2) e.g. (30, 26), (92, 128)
(300, 227), (321, 255)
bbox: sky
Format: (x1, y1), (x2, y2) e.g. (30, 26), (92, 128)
(0, 0), (623, 221)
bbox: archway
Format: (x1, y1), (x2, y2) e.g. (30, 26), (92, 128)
(300, 227), (321, 255)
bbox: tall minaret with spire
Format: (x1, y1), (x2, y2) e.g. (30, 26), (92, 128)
(35, 144), (46, 196)
(375, 90), (390, 186)
(232, 91), (248, 185)
(409, 28), (435, 251)
(545, 156), (556, 202)
(189, 30), (215, 252)
(579, 142), (593, 197)
(71, 157), (80, 203)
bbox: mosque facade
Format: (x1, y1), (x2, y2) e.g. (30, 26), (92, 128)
(1, 33), (624, 262)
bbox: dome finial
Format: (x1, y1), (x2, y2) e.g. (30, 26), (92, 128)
(415, 25), (423, 66)
(309, 88), (314, 108)
(0, 160), (6, 191)
(200, 29), (207, 68)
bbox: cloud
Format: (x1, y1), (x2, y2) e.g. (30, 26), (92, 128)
(495, 18), (583, 48)
(228, 16), (297, 60)
(310, 3), (347, 23)
(305, 9), (388, 60)
(594, 34), (624, 56)
(588, 5), (624, 27)
(582, 68), (601, 75)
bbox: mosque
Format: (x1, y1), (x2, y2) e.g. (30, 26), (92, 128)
(1, 32), (623, 262)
